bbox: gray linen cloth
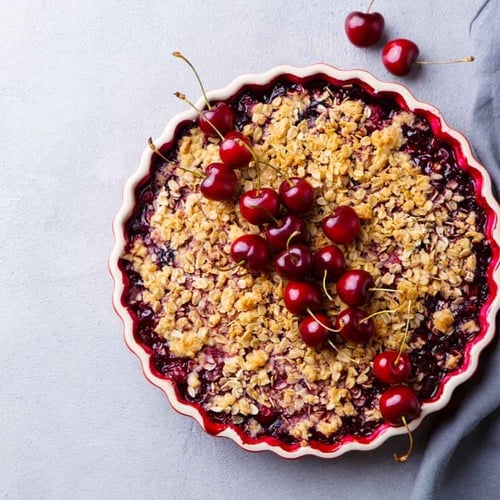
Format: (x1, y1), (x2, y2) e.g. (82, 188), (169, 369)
(412, 0), (500, 498)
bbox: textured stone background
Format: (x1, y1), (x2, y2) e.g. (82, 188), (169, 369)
(0, 1), (486, 499)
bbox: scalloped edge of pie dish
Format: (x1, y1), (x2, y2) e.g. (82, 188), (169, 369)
(110, 63), (500, 459)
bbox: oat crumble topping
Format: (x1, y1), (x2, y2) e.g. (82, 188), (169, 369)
(121, 81), (490, 446)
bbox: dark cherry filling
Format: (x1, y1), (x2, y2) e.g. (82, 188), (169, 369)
(120, 80), (490, 445)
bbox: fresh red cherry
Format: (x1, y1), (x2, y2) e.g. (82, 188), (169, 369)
(335, 307), (374, 343)
(219, 131), (253, 169)
(265, 214), (307, 251)
(275, 244), (313, 280)
(255, 405), (277, 426)
(230, 234), (270, 272)
(381, 384), (421, 462)
(199, 102), (234, 137)
(373, 351), (413, 384)
(313, 245), (346, 282)
(278, 177), (315, 214)
(200, 163), (238, 201)
(345, 11), (385, 47)
(172, 52), (235, 137)
(382, 39), (420, 76)
(322, 206), (360, 245)
(299, 314), (331, 348)
(239, 188), (281, 225)
(283, 281), (323, 315)
(379, 385), (420, 425)
(336, 269), (374, 306)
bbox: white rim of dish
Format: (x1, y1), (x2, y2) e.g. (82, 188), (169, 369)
(110, 63), (500, 458)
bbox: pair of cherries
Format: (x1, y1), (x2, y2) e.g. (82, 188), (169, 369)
(345, 2), (419, 76)
(373, 342), (420, 453)
(291, 270), (377, 349)
(372, 308), (419, 461)
(370, 297), (419, 461)
(344, 5), (417, 76)
(197, 114), (251, 202)
(345, 2), (474, 75)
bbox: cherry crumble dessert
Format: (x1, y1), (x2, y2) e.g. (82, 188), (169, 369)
(115, 67), (498, 457)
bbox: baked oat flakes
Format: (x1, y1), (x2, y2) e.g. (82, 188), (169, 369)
(120, 80), (491, 447)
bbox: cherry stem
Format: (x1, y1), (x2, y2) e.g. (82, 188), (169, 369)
(257, 159), (261, 191)
(246, 203), (279, 224)
(327, 339), (341, 354)
(172, 51), (211, 110)
(416, 55), (475, 65)
(327, 340), (358, 364)
(361, 305), (402, 323)
(307, 309), (341, 333)
(259, 160), (281, 173)
(394, 415), (414, 463)
(366, 0), (375, 13)
(322, 269), (334, 301)
(174, 92), (225, 141)
(394, 300), (412, 366)
(268, 212), (279, 225)
(259, 160), (290, 182)
(285, 230), (301, 264)
(216, 259), (244, 272)
(286, 231), (301, 253)
(258, 161), (294, 186)
(233, 137), (262, 188)
(325, 87), (336, 101)
(148, 138), (203, 178)
(369, 287), (398, 294)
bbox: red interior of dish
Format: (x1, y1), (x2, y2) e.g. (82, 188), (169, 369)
(118, 71), (499, 456)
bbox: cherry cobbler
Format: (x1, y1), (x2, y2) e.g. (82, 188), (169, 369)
(118, 77), (492, 453)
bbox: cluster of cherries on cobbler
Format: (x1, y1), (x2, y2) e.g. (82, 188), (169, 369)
(345, 0), (474, 75)
(229, 191), (420, 461)
(233, 190), (376, 349)
(161, 52), (422, 460)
